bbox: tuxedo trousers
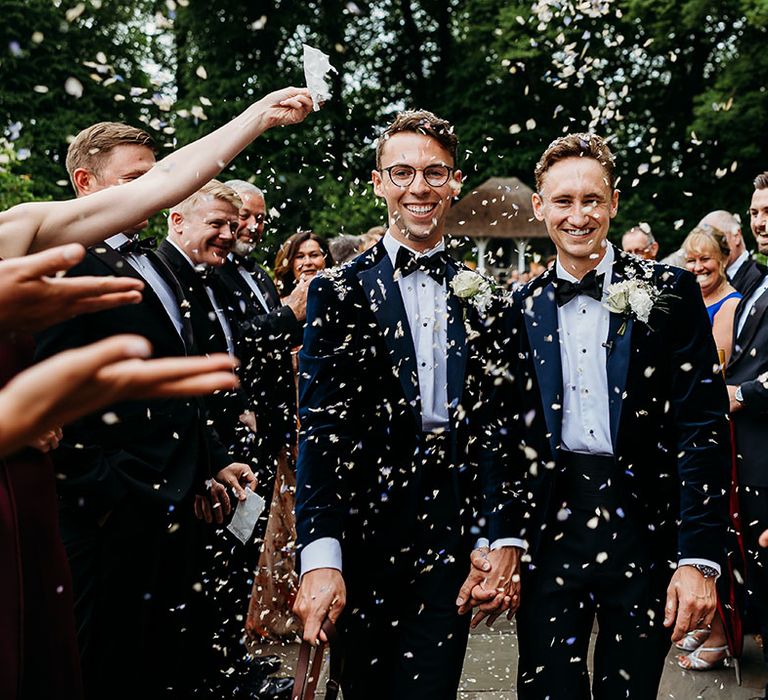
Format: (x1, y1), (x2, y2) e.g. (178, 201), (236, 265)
(60, 493), (217, 700)
(338, 433), (471, 700)
(516, 452), (670, 700)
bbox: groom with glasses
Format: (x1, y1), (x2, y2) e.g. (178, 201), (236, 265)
(293, 110), (526, 699)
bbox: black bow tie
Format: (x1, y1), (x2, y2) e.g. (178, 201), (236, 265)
(194, 264), (218, 284)
(116, 235), (157, 256)
(553, 269), (604, 307)
(394, 247), (448, 284)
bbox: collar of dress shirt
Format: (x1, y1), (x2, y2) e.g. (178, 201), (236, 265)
(555, 243), (614, 290)
(382, 231), (445, 268)
(727, 249), (750, 278)
(168, 237), (209, 272)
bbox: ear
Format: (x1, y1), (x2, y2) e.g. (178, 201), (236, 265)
(449, 169), (463, 198)
(609, 188), (620, 218)
(531, 192), (544, 221)
(650, 241), (660, 257)
(371, 169), (385, 198)
(169, 211), (184, 236)
(71, 167), (93, 196)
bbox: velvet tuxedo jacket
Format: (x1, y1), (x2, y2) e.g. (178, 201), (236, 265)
(726, 276), (768, 486)
(34, 244), (230, 519)
(508, 247), (730, 566)
(215, 257), (301, 461)
(294, 240), (524, 579)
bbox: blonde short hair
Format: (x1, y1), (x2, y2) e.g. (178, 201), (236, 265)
(168, 180), (242, 223)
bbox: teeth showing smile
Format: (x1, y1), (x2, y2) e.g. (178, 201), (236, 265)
(405, 204), (437, 215)
(564, 228), (592, 237)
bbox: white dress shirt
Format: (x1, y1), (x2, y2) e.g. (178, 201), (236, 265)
(557, 245), (614, 456)
(169, 240), (235, 356)
(105, 234), (186, 346)
(228, 253), (270, 312)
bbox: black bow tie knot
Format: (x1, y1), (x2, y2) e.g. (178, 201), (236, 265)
(394, 246), (448, 284)
(553, 269), (604, 307)
(116, 235), (157, 256)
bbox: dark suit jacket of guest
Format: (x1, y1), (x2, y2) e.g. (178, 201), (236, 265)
(215, 256), (302, 461)
(156, 240), (257, 469)
(34, 244), (231, 520)
(508, 246), (730, 567)
(730, 257), (768, 298)
(294, 240), (526, 585)
(726, 274), (768, 486)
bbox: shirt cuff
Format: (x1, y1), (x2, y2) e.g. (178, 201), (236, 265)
(678, 558), (721, 577)
(300, 537), (342, 575)
(474, 537), (527, 551)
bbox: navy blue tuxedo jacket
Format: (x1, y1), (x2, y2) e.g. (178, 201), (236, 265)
(294, 241), (525, 578)
(508, 247), (730, 566)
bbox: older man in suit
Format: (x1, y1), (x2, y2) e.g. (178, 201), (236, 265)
(292, 110), (525, 699)
(490, 133), (730, 699)
(726, 171), (768, 700)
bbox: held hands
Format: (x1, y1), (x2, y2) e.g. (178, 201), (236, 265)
(456, 546), (522, 628)
(27, 427), (63, 453)
(194, 462), (257, 524)
(254, 87), (314, 132)
(0, 243), (143, 334)
(726, 385), (743, 413)
(664, 565), (717, 642)
(293, 567), (346, 646)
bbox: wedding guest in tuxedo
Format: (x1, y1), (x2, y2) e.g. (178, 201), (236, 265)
(32, 87), (313, 700)
(273, 230), (331, 299)
(492, 133), (729, 699)
(725, 171), (768, 700)
(621, 223), (658, 260)
(683, 224), (742, 363)
(293, 110), (525, 699)
(34, 133), (256, 700)
(157, 181), (294, 699)
(218, 181), (306, 643)
(699, 209), (767, 297)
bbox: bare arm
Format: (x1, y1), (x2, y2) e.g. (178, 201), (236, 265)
(712, 297), (739, 365)
(0, 87), (314, 259)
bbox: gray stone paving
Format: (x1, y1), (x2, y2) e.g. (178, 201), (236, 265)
(260, 617), (767, 698)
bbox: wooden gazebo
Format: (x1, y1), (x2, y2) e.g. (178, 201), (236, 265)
(446, 177), (549, 274)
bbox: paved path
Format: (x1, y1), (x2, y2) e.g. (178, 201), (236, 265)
(262, 618), (767, 698)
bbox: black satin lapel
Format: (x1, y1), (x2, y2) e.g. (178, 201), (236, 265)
(89, 243), (147, 285)
(732, 289), (768, 363)
(357, 256), (422, 422)
(445, 265), (468, 420)
(605, 258), (633, 449)
(523, 280), (562, 457)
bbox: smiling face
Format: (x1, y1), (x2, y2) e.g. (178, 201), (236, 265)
(532, 156), (618, 278)
(235, 190), (266, 253)
(292, 238), (327, 280)
(684, 242), (724, 297)
(171, 195), (238, 267)
(371, 131), (462, 251)
(750, 187), (768, 255)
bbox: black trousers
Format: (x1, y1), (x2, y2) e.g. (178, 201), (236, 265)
(60, 494), (216, 700)
(740, 485), (768, 697)
(338, 434), (471, 700)
(516, 452), (671, 700)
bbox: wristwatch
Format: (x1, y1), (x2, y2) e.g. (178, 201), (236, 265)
(735, 386), (744, 404)
(688, 563), (719, 578)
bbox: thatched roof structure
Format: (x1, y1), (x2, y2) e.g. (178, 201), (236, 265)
(446, 177), (548, 240)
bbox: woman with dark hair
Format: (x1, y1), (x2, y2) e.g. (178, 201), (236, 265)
(274, 230), (332, 298)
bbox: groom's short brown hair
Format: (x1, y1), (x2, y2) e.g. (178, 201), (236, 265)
(376, 110), (458, 168)
(535, 132), (616, 192)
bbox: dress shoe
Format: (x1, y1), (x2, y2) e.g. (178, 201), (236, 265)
(245, 654), (282, 676)
(237, 676), (294, 700)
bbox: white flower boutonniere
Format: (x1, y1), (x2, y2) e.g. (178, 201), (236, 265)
(450, 269), (495, 314)
(603, 278), (661, 334)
